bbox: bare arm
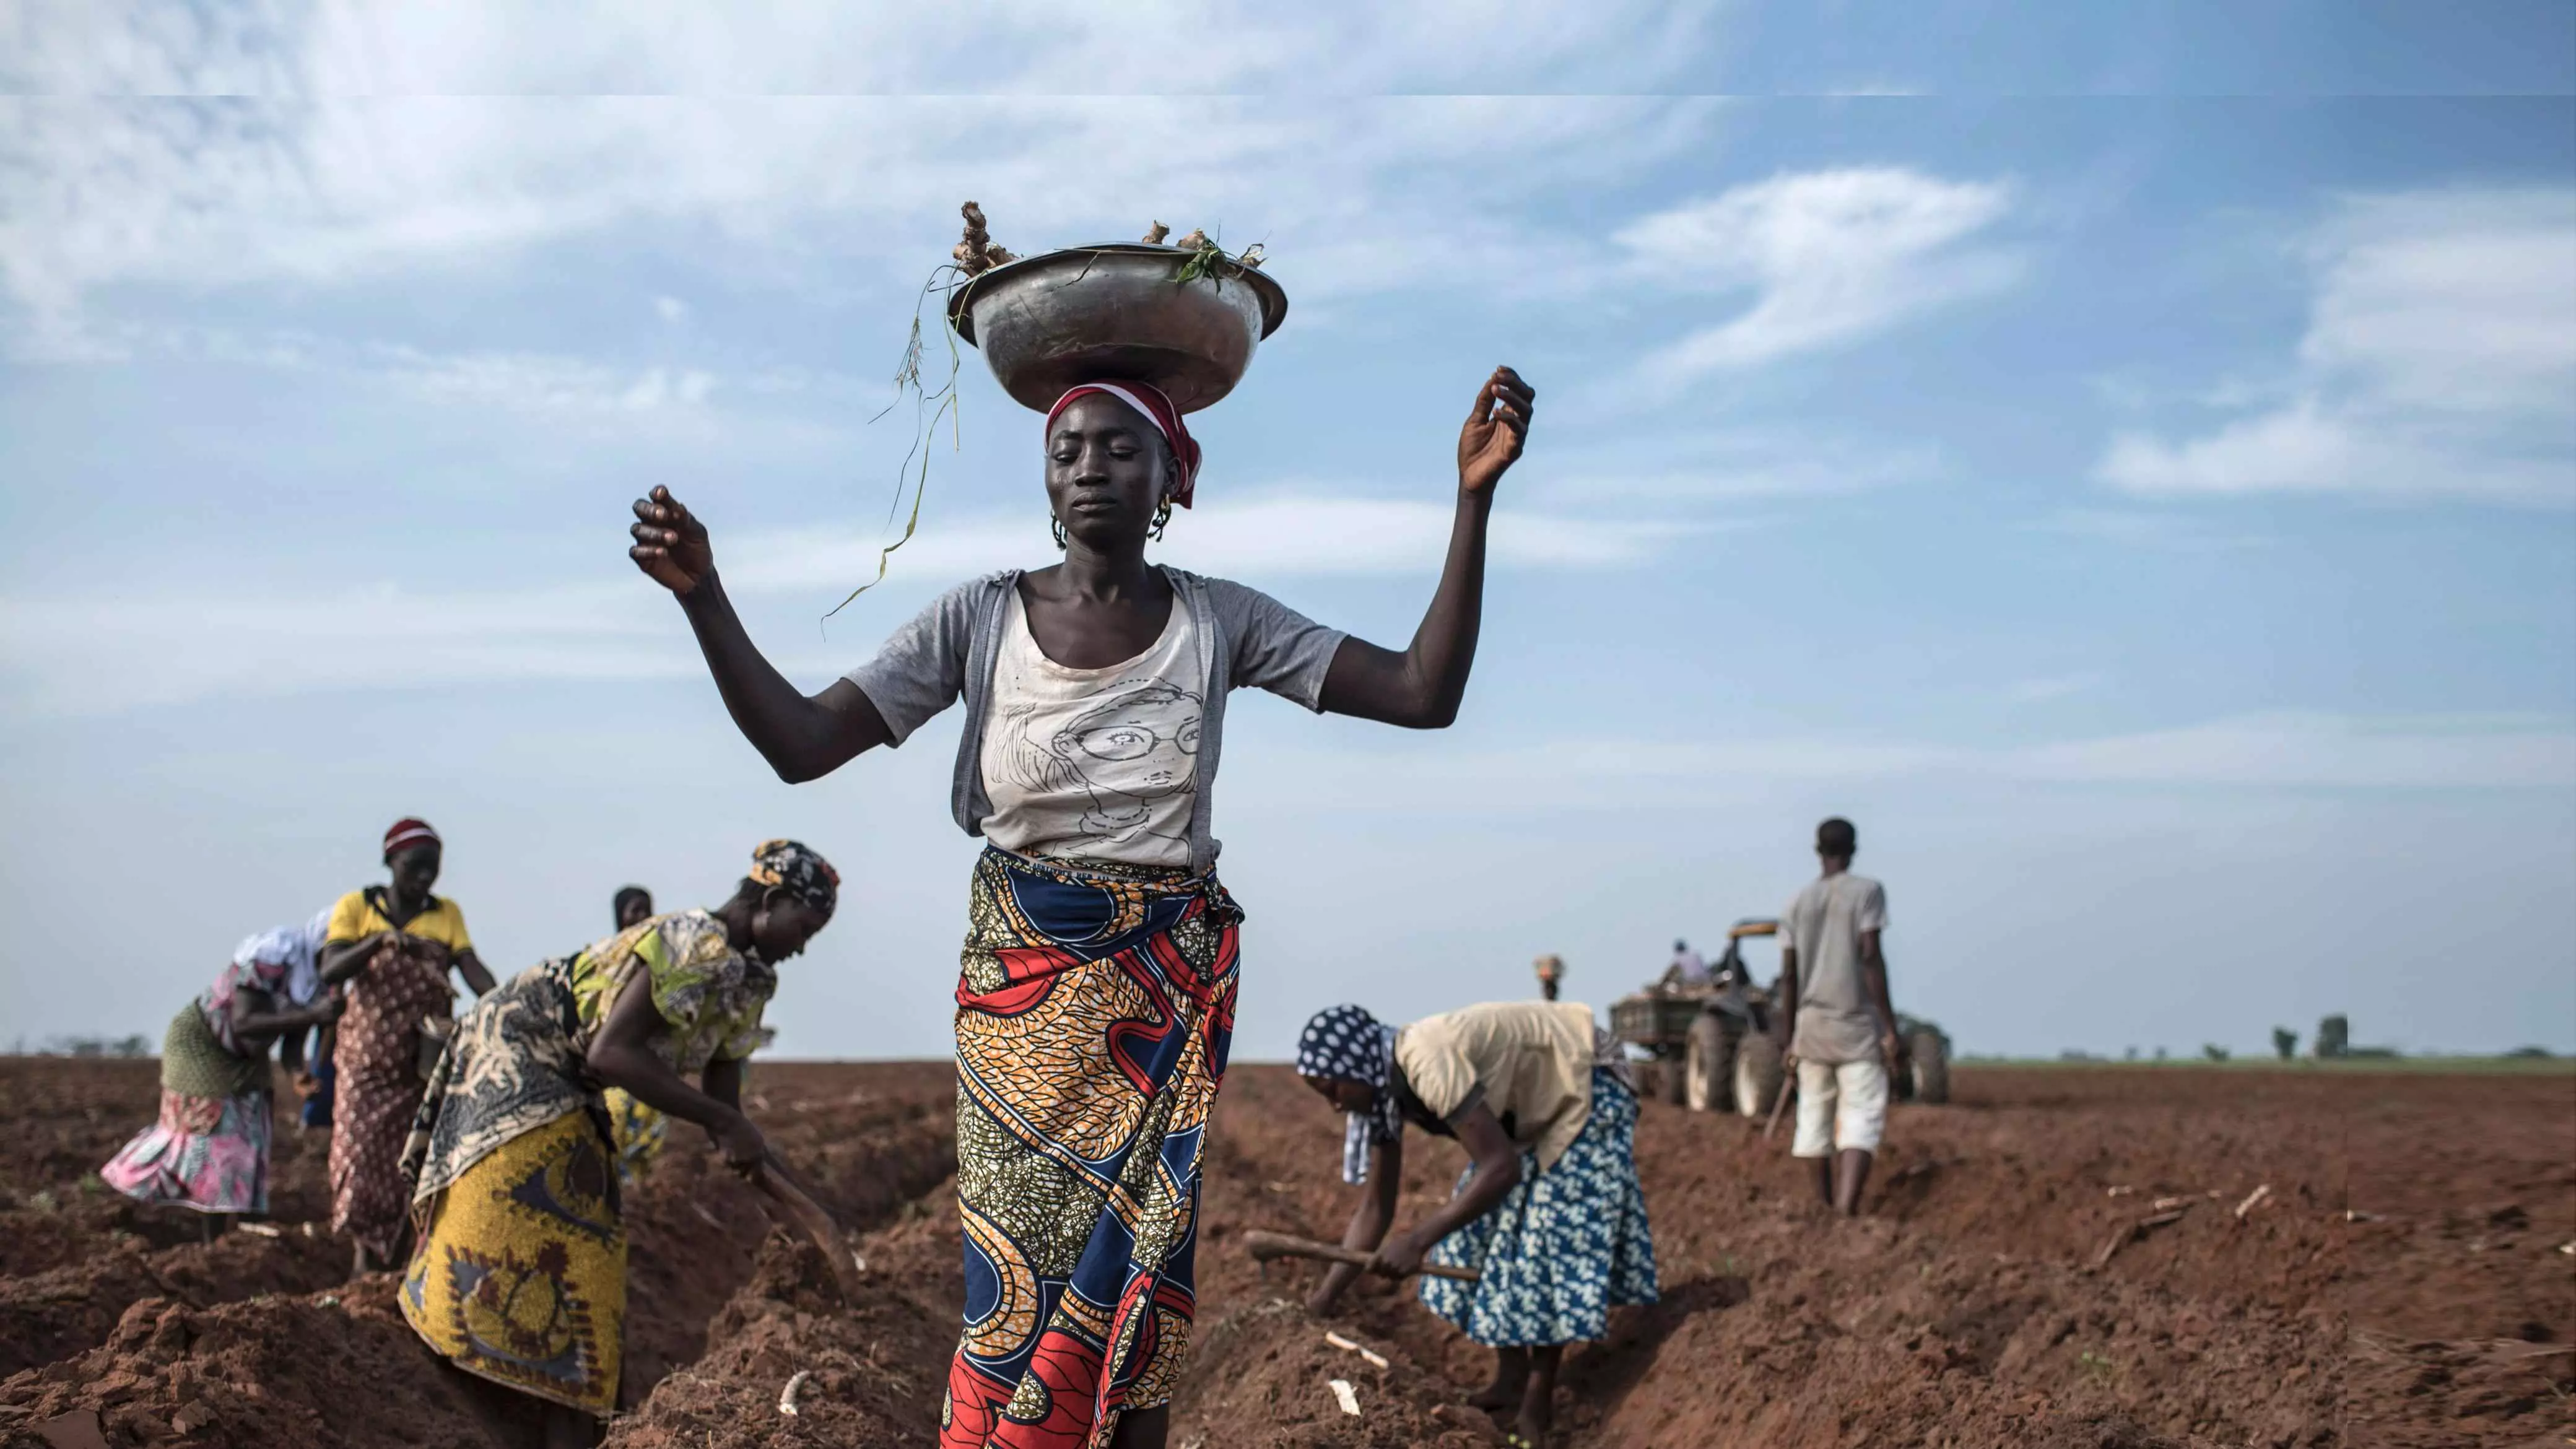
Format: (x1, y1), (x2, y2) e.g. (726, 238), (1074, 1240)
(629, 487), (895, 782)
(1861, 928), (1900, 1061)
(1368, 1103), (1522, 1278)
(228, 986), (339, 1045)
(586, 973), (770, 1173)
(1318, 367), (1531, 729)
(699, 1056), (828, 1201)
(317, 932), (389, 986)
(1308, 1134), (1404, 1315)
(1775, 946), (1800, 1048)
(452, 947), (497, 999)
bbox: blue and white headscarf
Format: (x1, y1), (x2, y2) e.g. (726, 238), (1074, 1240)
(1296, 1004), (1403, 1185)
(232, 908), (332, 1007)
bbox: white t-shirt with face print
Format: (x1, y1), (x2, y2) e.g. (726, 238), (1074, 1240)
(978, 587), (1204, 868)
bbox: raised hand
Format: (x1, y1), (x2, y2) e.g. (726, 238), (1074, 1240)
(630, 485), (716, 596)
(1456, 365), (1534, 495)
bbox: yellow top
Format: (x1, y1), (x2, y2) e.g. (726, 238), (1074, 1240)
(324, 887), (474, 954)
(1395, 1000), (1601, 1172)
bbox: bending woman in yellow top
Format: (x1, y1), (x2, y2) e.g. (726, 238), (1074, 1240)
(398, 839), (839, 1448)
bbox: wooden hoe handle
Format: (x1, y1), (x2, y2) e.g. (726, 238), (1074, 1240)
(754, 1154), (867, 1299)
(1242, 1229), (1481, 1283)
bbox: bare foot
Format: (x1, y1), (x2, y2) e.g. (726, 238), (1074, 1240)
(1471, 1346), (1529, 1411)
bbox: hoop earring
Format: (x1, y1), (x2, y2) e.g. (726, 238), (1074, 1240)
(1051, 516), (1069, 550)
(1149, 501), (1173, 542)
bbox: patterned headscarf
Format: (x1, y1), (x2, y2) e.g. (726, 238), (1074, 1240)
(383, 817), (440, 858)
(748, 838), (838, 918)
(1296, 1004), (1403, 1185)
(233, 908), (334, 1007)
(1044, 381), (1201, 508)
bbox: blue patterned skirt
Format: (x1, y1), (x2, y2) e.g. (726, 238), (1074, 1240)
(1419, 1068), (1658, 1346)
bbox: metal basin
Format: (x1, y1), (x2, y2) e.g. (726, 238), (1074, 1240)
(948, 243), (1289, 413)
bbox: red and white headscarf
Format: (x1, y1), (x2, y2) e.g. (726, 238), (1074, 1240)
(382, 817), (442, 858)
(1043, 381), (1201, 508)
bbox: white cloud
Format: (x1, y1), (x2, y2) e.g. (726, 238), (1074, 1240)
(2014, 712), (2576, 790)
(730, 492), (1699, 591)
(653, 295), (689, 324)
(2022, 508), (2262, 552)
(7, 1), (1722, 99)
(1615, 168), (2019, 377)
(373, 345), (720, 419)
(1539, 429), (1941, 505)
(0, 5), (1724, 329)
(2099, 188), (2576, 506)
(1237, 712), (2576, 814)
(0, 490), (1699, 713)
(0, 581), (693, 714)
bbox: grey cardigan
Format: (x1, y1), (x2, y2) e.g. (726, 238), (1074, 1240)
(843, 567), (1347, 874)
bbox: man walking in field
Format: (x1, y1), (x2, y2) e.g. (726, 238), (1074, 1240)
(1775, 817), (1900, 1216)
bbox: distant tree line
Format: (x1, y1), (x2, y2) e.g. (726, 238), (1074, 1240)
(10, 1035), (155, 1058)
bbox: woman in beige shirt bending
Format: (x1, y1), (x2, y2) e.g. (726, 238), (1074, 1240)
(1298, 1000), (1659, 1448)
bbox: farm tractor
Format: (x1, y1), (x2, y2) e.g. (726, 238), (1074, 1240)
(1610, 918), (1951, 1116)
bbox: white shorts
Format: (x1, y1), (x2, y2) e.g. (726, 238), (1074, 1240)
(1792, 1056), (1889, 1158)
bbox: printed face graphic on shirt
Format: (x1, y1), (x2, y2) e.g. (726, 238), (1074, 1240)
(1049, 682), (1203, 830)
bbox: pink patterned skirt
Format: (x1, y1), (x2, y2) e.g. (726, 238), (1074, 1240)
(103, 999), (277, 1214)
(102, 1087), (274, 1214)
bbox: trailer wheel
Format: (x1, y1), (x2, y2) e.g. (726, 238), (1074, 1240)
(1684, 1014), (1734, 1113)
(1908, 1030), (1951, 1105)
(1733, 1030), (1785, 1123)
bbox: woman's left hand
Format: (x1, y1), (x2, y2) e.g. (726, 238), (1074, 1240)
(1456, 365), (1535, 495)
(1367, 1229), (1428, 1279)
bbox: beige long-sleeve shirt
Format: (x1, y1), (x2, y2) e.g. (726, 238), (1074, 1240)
(1393, 1000), (1604, 1172)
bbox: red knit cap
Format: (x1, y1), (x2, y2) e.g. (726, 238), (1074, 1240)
(382, 818), (441, 857)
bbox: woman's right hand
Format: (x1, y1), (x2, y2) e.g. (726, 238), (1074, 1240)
(710, 1108), (769, 1177)
(630, 485), (716, 597)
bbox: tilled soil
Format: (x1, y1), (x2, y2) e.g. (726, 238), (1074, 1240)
(1, 1059), (2566, 1448)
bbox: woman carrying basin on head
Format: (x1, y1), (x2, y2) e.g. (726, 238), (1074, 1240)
(1298, 999), (1659, 1449)
(630, 330), (1531, 1444)
(397, 840), (840, 1446)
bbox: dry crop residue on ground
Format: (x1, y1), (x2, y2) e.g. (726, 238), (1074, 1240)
(2, 1059), (2567, 1447)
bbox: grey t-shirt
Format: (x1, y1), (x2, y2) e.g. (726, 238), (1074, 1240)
(843, 566), (1346, 874)
(1780, 872), (1889, 1063)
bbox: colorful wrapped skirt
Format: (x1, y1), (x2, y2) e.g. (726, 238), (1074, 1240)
(603, 1087), (668, 1181)
(944, 848), (1240, 1449)
(1419, 1069), (1659, 1346)
(401, 1111), (625, 1415)
(100, 1003), (274, 1214)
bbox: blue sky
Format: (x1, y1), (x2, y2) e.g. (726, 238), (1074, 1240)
(4, 2), (2572, 1061)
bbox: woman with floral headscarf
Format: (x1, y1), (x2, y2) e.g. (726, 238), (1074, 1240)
(101, 914), (344, 1237)
(1297, 1000), (1657, 1449)
(629, 362), (1534, 1449)
(396, 840), (838, 1444)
